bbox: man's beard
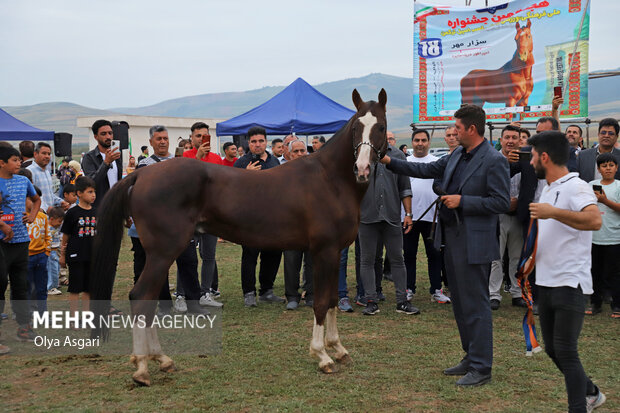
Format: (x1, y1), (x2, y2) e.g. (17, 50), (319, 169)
(99, 139), (111, 148)
(534, 161), (546, 179)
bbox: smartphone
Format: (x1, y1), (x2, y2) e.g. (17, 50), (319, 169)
(111, 140), (120, 152)
(175, 147), (184, 157)
(592, 184), (602, 193)
(553, 86), (562, 99)
(203, 134), (211, 146)
(517, 151), (532, 162)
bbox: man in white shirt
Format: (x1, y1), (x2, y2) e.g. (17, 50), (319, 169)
(403, 129), (450, 304)
(528, 130), (606, 412)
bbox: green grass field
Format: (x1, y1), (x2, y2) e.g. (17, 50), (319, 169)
(1, 237), (618, 412)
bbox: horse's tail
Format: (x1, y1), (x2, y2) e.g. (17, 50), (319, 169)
(90, 172), (138, 340)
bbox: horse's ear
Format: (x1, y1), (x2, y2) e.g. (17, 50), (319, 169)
(352, 89), (363, 111)
(378, 88), (387, 110)
(526, 19), (531, 28)
(515, 21), (520, 31)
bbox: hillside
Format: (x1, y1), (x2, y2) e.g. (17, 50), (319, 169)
(3, 73), (618, 143)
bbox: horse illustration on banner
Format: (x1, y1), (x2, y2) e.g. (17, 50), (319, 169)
(460, 20), (534, 107)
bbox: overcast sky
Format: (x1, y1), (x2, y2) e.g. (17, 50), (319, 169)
(1, 0), (616, 108)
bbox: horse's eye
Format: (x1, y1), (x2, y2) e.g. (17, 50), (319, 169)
(378, 125), (385, 133)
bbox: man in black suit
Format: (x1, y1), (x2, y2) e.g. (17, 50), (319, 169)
(381, 104), (510, 386)
(81, 119), (123, 208)
(577, 118), (620, 182)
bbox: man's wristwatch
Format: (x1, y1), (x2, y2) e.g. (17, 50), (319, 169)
(405, 212), (413, 217)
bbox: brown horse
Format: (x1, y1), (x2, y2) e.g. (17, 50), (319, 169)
(90, 89), (388, 386)
(460, 20), (534, 107)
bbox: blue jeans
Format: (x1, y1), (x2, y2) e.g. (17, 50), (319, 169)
(28, 252), (49, 314)
(338, 248), (349, 299)
(47, 249), (60, 290)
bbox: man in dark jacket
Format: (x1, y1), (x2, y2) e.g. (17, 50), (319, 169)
(81, 119), (122, 208)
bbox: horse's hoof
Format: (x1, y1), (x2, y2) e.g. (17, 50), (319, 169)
(319, 362), (336, 374)
(335, 353), (352, 364)
(159, 361), (177, 373)
(132, 372), (151, 387)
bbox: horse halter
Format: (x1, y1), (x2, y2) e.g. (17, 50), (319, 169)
(353, 140), (385, 161)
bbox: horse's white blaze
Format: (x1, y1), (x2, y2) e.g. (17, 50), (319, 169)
(355, 111), (377, 179)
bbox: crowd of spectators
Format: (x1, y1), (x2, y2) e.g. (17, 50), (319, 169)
(0, 111), (617, 411)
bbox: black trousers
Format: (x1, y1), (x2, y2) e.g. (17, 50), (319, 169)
(403, 221), (443, 294)
(0, 242), (31, 326)
(283, 250), (313, 302)
(591, 243), (620, 309)
(443, 226), (493, 375)
(241, 247), (282, 296)
(175, 239), (202, 301)
(538, 286), (596, 412)
(131, 237), (172, 309)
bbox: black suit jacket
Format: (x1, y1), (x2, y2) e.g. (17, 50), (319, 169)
(81, 147), (123, 207)
(577, 147), (620, 183)
(388, 141), (510, 264)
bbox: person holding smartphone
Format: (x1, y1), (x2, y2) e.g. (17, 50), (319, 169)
(183, 122), (222, 165)
(588, 153), (620, 319)
(81, 119), (122, 208)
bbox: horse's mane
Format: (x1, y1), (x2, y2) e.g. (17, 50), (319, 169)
(317, 111), (358, 150)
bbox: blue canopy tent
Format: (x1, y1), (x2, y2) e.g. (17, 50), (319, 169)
(0, 108), (54, 141)
(216, 78), (355, 136)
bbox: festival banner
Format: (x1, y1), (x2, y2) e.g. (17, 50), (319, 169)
(413, 0), (590, 123)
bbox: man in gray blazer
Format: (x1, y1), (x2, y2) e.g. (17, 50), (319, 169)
(381, 105), (510, 386)
(577, 118), (620, 182)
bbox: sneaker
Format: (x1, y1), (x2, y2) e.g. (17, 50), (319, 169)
(503, 283), (511, 293)
(406, 289), (415, 302)
(48, 288), (62, 296)
(432, 289), (451, 304)
(305, 297), (314, 307)
(586, 388), (606, 412)
(258, 289), (285, 303)
(174, 296), (188, 313)
(200, 292), (223, 308)
(210, 288), (221, 298)
(585, 305), (602, 315)
(490, 299), (500, 311)
(362, 301), (380, 315)
(338, 297), (354, 313)
(376, 292), (386, 302)
(17, 325), (37, 342)
(186, 302), (211, 316)
(244, 292), (257, 307)
(396, 301), (420, 315)
(286, 300), (298, 310)
(355, 294), (367, 307)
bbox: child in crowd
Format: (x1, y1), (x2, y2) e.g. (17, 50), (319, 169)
(26, 186), (51, 315)
(63, 183), (77, 208)
(47, 207), (66, 296)
(0, 145), (41, 345)
(60, 176), (97, 316)
(588, 153), (620, 318)
(58, 184), (76, 287)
